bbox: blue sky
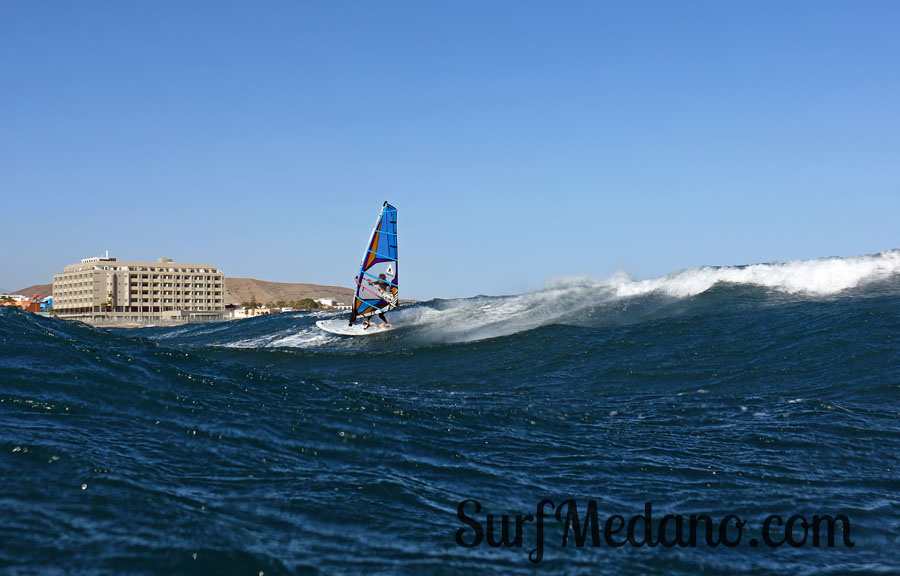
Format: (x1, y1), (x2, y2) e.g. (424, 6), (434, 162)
(2, 1), (898, 298)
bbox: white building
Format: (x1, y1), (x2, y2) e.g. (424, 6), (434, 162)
(0, 294), (28, 302)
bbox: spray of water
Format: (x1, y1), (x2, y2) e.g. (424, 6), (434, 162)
(226, 250), (900, 347)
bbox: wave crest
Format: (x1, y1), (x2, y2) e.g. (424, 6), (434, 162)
(601, 249), (900, 298)
(392, 250), (900, 343)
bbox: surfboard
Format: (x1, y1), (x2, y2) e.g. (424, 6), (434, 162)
(316, 201), (399, 337)
(316, 319), (393, 336)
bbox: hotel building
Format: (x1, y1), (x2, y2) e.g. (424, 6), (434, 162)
(52, 255), (226, 324)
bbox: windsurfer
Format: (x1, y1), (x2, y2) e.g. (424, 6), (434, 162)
(351, 273), (392, 329)
(366, 275), (392, 328)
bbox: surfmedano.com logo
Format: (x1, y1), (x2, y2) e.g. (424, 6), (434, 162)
(454, 499), (855, 563)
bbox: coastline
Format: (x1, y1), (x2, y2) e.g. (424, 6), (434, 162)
(9, 277), (361, 328)
(11, 278), (356, 307)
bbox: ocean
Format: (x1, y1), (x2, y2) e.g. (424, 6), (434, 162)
(1, 251), (898, 575)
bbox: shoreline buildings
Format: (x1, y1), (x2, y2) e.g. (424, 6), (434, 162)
(52, 255), (226, 325)
(0, 293), (52, 312)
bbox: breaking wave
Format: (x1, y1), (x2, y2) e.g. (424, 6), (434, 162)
(603, 249), (900, 298)
(376, 249), (900, 343)
(218, 249), (900, 347)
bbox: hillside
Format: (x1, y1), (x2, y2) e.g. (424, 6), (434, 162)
(223, 278), (354, 306)
(10, 284), (52, 298)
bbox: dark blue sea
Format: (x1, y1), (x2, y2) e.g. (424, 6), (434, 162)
(2, 252), (899, 575)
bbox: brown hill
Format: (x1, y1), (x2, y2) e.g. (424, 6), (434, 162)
(10, 284), (52, 298)
(224, 278), (354, 307)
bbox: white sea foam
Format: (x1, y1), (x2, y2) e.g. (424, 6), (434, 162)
(225, 326), (335, 348)
(267, 328), (335, 347)
(602, 250), (900, 298)
(225, 250), (900, 347)
(401, 250), (900, 343)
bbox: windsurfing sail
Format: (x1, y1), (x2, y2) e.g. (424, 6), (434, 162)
(349, 201), (398, 325)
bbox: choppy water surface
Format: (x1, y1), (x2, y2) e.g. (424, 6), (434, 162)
(1, 252), (898, 575)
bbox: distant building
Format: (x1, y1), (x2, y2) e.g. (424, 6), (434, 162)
(52, 255), (226, 325)
(230, 306), (274, 319)
(0, 294), (28, 303)
(315, 298), (351, 310)
(0, 293), (46, 313)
